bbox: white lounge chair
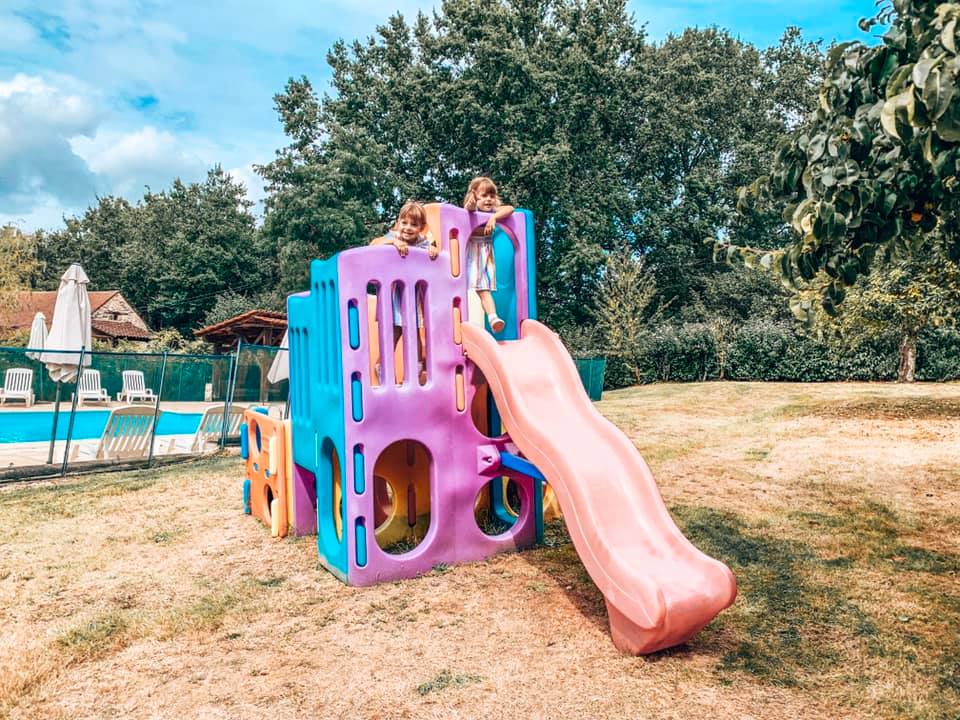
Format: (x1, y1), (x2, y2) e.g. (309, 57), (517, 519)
(189, 404), (246, 453)
(72, 405), (161, 461)
(117, 370), (156, 403)
(74, 369), (110, 406)
(0, 368), (35, 407)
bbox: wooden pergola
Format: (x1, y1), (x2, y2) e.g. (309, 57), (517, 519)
(193, 310), (287, 354)
(194, 310), (287, 403)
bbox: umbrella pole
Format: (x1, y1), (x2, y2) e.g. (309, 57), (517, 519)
(47, 382), (62, 464)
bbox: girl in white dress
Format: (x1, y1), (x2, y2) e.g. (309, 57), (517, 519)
(463, 176), (513, 333)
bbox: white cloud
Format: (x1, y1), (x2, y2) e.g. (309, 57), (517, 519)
(227, 163), (267, 208)
(72, 126), (210, 196)
(0, 73), (103, 216)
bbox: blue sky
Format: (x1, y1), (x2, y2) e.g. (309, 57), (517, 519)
(1, 0), (879, 232)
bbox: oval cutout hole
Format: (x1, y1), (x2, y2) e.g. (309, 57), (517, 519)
(351, 372), (363, 421)
(452, 298), (463, 345)
(449, 228), (460, 277)
(455, 366), (465, 412)
(347, 299), (360, 349)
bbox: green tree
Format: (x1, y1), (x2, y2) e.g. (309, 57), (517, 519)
(636, 28), (823, 313)
(260, 0), (647, 326)
(34, 197), (135, 289)
(812, 248), (960, 380)
(124, 168), (264, 331)
(728, 1), (960, 315)
(36, 169), (265, 334)
(260, 8), (822, 328)
(258, 77), (383, 292)
(0, 225), (38, 332)
(593, 248), (661, 384)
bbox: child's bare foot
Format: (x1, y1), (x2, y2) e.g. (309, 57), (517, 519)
(488, 314), (505, 333)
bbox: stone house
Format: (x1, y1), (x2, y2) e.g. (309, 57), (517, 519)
(6, 291), (152, 346)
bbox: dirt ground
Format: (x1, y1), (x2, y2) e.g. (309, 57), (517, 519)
(1, 381), (958, 720)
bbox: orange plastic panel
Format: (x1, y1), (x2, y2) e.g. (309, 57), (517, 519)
(244, 409), (289, 538)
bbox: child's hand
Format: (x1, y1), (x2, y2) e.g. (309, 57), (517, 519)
(428, 245), (439, 259)
(464, 191), (477, 211)
(392, 239), (409, 256)
(483, 216), (497, 236)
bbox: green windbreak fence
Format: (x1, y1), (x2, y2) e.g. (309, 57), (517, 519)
(0, 340), (289, 480)
(0, 347), (234, 404)
(575, 357), (607, 401)
(233, 344), (288, 404)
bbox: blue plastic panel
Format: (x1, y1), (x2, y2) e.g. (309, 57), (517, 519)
(520, 209), (538, 321)
(491, 226), (519, 341)
(288, 256), (349, 579)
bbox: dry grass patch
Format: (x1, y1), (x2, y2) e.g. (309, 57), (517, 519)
(1, 384), (959, 719)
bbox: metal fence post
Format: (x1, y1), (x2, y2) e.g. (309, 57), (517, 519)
(146, 351), (168, 467)
(221, 342), (241, 448)
(60, 348), (86, 477)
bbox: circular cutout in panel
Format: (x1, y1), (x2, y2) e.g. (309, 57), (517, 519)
(474, 478), (523, 536)
(373, 440), (432, 555)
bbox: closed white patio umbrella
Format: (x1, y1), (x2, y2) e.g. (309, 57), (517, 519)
(26, 312), (48, 360)
(39, 264), (93, 467)
(40, 264), (92, 382)
(267, 329), (289, 384)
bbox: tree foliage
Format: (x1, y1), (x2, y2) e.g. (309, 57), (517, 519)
(35, 168), (264, 333)
(593, 248), (660, 384)
(0, 225), (38, 329)
(259, 1), (823, 328)
(728, 0), (960, 317)
(810, 247), (960, 380)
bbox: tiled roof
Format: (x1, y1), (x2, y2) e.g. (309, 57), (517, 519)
(91, 319), (152, 340)
(6, 291), (121, 329)
(193, 310), (287, 337)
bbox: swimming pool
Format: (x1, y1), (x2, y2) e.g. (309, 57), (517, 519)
(0, 410), (203, 444)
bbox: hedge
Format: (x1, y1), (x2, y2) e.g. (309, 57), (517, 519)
(596, 321), (959, 389)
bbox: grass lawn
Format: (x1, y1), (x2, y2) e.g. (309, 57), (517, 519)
(1, 381), (958, 719)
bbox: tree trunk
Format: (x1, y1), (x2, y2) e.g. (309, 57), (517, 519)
(897, 331), (917, 383)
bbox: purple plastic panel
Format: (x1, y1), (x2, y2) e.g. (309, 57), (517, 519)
(335, 204), (536, 585)
(290, 463), (318, 536)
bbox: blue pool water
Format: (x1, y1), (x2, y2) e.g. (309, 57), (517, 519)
(0, 410), (203, 444)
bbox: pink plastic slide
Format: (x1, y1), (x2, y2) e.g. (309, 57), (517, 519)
(462, 320), (737, 654)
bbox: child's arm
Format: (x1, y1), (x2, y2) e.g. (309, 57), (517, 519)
(370, 233), (409, 256)
(425, 230), (440, 259)
(483, 204), (514, 235)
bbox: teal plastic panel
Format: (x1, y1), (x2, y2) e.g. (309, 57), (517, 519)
(491, 226), (519, 341)
(520, 209), (537, 321)
(288, 256), (349, 578)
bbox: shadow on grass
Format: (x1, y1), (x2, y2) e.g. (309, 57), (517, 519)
(520, 519), (609, 636)
(672, 505), (877, 687)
